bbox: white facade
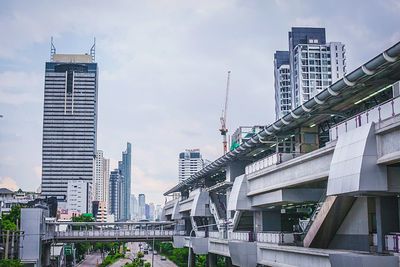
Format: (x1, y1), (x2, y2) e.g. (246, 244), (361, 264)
(66, 180), (92, 214)
(292, 42), (346, 107)
(138, 194), (146, 220)
(94, 150), (110, 207)
(274, 51), (292, 119)
(178, 149), (206, 183)
(95, 201), (108, 222)
(130, 194), (138, 220)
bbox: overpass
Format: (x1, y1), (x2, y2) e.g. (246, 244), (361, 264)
(42, 221), (183, 243)
(162, 41), (400, 267)
(19, 213), (182, 266)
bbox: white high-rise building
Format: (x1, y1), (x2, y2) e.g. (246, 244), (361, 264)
(274, 28), (346, 119)
(138, 194), (146, 220)
(66, 180), (92, 214)
(178, 149), (207, 183)
(289, 27), (346, 109)
(94, 150), (110, 208)
(274, 51), (291, 119)
(130, 194), (138, 221)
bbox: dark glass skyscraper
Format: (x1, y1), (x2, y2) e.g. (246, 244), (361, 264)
(119, 142), (132, 220)
(41, 49), (98, 199)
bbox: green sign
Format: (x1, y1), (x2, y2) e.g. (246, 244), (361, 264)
(64, 245), (72, 256)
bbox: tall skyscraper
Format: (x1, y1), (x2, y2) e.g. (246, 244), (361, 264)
(41, 42), (98, 200)
(109, 169), (122, 219)
(94, 150), (110, 206)
(274, 27), (346, 118)
(118, 143), (132, 221)
(138, 194), (145, 220)
(274, 51), (291, 120)
(178, 149), (207, 183)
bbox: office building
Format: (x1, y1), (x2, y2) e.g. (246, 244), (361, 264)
(274, 27), (346, 118)
(148, 203), (155, 221)
(274, 51), (291, 119)
(130, 194), (138, 221)
(109, 169), (122, 219)
(41, 42), (98, 199)
(178, 149), (207, 183)
(118, 143), (132, 221)
(95, 201), (108, 222)
(66, 180), (92, 214)
(138, 194), (145, 220)
(94, 150), (110, 207)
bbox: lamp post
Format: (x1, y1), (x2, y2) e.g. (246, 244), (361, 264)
(187, 223), (219, 267)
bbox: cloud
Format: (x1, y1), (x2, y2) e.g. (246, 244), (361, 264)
(0, 176), (19, 191)
(0, 0), (399, 205)
(0, 71), (42, 105)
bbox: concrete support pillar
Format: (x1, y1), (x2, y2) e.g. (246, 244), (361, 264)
(189, 248), (196, 267)
(376, 196), (399, 253)
(253, 211), (263, 233)
(42, 244), (51, 267)
(208, 253), (217, 267)
(226, 256), (233, 267)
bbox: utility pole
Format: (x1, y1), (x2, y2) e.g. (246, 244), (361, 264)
(220, 71), (231, 154)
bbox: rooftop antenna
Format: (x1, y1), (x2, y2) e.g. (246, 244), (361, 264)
(50, 37), (56, 61)
(90, 37), (96, 62)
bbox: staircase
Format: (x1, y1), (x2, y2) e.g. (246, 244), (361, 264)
(303, 195), (355, 248)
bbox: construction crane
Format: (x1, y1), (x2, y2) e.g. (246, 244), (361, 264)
(220, 71), (231, 154)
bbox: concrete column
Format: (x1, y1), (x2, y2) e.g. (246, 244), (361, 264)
(42, 244), (51, 266)
(208, 253), (217, 267)
(376, 196), (399, 253)
(189, 248), (196, 267)
(226, 256), (233, 267)
(253, 211), (263, 233)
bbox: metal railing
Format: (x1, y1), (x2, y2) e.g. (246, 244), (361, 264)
(245, 152), (303, 175)
(256, 232), (295, 244)
(228, 231), (254, 242)
(329, 96), (400, 141)
(49, 229), (185, 239)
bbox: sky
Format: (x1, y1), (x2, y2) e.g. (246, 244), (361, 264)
(0, 0), (399, 205)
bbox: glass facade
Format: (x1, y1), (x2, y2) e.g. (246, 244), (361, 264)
(41, 56), (98, 199)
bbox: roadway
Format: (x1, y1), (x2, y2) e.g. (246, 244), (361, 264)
(77, 252), (103, 267)
(109, 242), (177, 267)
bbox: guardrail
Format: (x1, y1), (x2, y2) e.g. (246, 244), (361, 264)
(50, 229), (185, 239)
(256, 232), (295, 244)
(329, 96), (400, 141)
(245, 153), (303, 175)
(228, 231), (253, 242)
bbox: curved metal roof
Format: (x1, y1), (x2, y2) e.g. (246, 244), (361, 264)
(164, 41), (400, 196)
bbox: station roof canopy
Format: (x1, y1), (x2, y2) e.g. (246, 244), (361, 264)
(164, 41), (400, 196)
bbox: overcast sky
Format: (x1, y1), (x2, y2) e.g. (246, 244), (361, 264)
(0, 0), (399, 205)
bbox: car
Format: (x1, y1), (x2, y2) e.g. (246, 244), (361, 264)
(160, 256), (167, 261)
(153, 251), (158, 255)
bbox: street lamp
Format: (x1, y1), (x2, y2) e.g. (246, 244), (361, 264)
(187, 223), (219, 267)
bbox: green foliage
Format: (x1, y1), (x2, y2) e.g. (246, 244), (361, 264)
(0, 259), (23, 267)
(99, 252), (124, 267)
(196, 255), (206, 267)
(144, 262), (151, 267)
(1, 206), (21, 231)
(136, 251), (144, 259)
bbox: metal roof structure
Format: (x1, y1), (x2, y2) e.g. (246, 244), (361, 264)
(164, 41), (400, 196)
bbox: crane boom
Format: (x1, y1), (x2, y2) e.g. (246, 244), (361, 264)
(220, 71), (231, 154)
